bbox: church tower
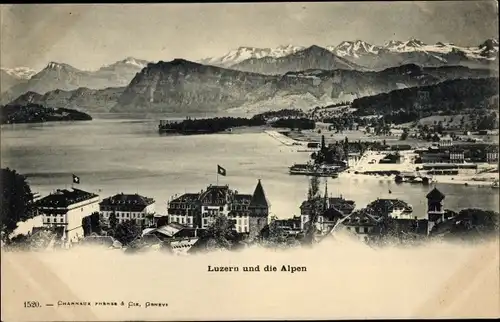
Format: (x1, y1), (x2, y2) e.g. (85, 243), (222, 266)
(426, 187), (445, 235)
(248, 179), (270, 239)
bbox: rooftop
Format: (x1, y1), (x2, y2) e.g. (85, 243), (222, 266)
(249, 180), (270, 208)
(100, 193), (155, 207)
(147, 223), (188, 238)
(426, 187), (445, 201)
(199, 185), (230, 205)
(36, 188), (98, 208)
(368, 199), (413, 212)
(169, 183), (267, 208)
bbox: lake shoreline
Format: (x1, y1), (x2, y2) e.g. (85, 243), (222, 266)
(2, 119), (498, 219)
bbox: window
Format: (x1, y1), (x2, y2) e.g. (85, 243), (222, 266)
(220, 206), (223, 211)
(60, 218), (64, 223)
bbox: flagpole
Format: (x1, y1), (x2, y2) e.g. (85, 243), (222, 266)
(216, 169), (219, 186)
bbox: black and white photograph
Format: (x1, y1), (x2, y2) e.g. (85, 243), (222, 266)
(1, 2), (499, 320)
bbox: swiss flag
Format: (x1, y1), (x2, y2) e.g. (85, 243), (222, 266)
(217, 165), (226, 176)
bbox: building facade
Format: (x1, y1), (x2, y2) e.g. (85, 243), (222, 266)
(99, 193), (155, 226)
(300, 190), (356, 232)
(426, 187), (446, 235)
(167, 180), (270, 238)
(486, 146), (499, 164)
(449, 149), (465, 163)
(35, 188), (100, 245)
(341, 208), (381, 238)
(366, 199), (414, 220)
(438, 136), (453, 148)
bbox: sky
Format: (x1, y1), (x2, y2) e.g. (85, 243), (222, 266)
(1, 2), (498, 71)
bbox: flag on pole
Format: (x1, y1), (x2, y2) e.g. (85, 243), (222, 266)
(72, 174), (80, 184)
(217, 165), (227, 176)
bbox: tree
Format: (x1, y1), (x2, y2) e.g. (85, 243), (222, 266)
(446, 208), (499, 240)
(0, 168), (35, 239)
(82, 216), (92, 236)
(82, 212), (102, 236)
(109, 212), (118, 230)
(89, 212), (101, 233)
(400, 128), (409, 141)
(436, 121), (444, 134)
(304, 176), (322, 245)
(112, 219), (142, 245)
(206, 214), (236, 250)
(264, 216), (288, 246)
(307, 176), (320, 201)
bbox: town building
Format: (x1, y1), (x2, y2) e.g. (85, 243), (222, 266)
(78, 235), (123, 249)
(35, 188), (100, 245)
(420, 151), (451, 164)
(378, 153), (401, 164)
(438, 135), (453, 148)
(167, 180), (270, 238)
(141, 222), (202, 255)
(366, 199), (414, 220)
(341, 208), (381, 239)
(449, 148), (465, 163)
(274, 216), (302, 236)
(99, 193), (155, 226)
(300, 183), (355, 232)
(426, 187), (446, 235)
(486, 145), (499, 164)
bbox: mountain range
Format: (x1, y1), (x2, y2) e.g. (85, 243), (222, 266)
(0, 57), (149, 104)
(9, 60), (495, 114)
(1, 38), (498, 115)
(199, 44), (305, 68)
(230, 45), (364, 75)
(203, 38), (499, 73)
(0, 67), (37, 92)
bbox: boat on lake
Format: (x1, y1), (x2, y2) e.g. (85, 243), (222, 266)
(289, 163), (342, 177)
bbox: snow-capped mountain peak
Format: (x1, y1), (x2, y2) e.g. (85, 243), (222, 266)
(330, 40), (381, 58)
(272, 44), (305, 56)
(383, 38), (428, 52)
(0, 67), (37, 80)
(199, 45), (305, 67)
(406, 38), (426, 47)
(45, 61), (78, 71)
(113, 57), (149, 68)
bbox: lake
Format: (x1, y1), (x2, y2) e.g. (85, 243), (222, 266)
(1, 118), (498, 219)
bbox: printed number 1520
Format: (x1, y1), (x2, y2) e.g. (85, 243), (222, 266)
(24, 301), (41, 308)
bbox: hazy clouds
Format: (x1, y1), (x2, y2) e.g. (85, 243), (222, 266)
(1, 2), (498, 70)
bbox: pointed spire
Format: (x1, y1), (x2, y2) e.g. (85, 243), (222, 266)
(426, 187), (445, 201)
(249, 179), (269, 208)
(323, 180), (329, 209)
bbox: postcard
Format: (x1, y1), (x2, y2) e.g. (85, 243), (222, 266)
(1, 2), (499, 321)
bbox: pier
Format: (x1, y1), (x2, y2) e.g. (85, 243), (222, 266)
(265, 130), (301, 146)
